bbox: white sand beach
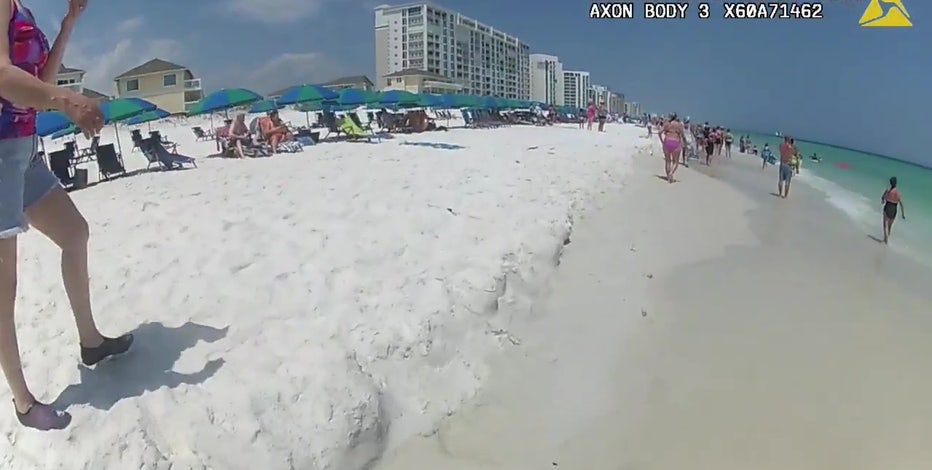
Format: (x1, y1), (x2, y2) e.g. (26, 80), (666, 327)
(3, 115), (644, 469)
(377, 144), (932, 469)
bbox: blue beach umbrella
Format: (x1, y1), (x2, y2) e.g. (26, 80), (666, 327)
(189, 88), (263, 116)
(276, 85), (338, 105)
(50, 124), (80, 139)
(335, 88), (381, 106)
(125, 108), (170, 126)
(379, 90), (419, 107)
(36, 111), (72, 137)
(249, 99), (282, 114)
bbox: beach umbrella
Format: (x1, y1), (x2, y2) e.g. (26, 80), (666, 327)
(50, 124), (80, 140)
(276, 85), (338, 106)
(416, 94), (443, 108)
(100, 98), (158, 124)
(189, 88), (262, 116)
(248, 99), (282, 114)
(125, 108), (170, 126)
(335, 88), (380, 106)
(379, 90), (419, 107)
(100, 98), (158, 154)
(452, 94), (481, 108)
(36, 111), (72, 137)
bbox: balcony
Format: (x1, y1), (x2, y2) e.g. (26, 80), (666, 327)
(57, 82), (83, 92)
(184, 79), (202, 90)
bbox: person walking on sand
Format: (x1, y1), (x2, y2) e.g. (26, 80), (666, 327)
(597, 105), (606, 132)
(880, 177), (905, 244)
(0, 0), (133, 431)
(724, 129), (733, 158)
(777, 136), (796, 198)
(659, 113), (684, 183)
(586, 102), (596, 131)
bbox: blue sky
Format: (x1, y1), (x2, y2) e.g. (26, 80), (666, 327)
(29, 0), (930, 165)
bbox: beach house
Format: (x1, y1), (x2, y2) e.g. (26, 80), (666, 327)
(113, 59), (204, 114)
(322, 75), (376, 91)
(55, 65), (110, 102)
(381, 68), (463, 94)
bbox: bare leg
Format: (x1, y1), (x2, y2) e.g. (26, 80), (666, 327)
(784, 180), (791, 199)
(25, 187), (104, 348)
(0, 236), (36, 412)
(669, 150), (681, 182)
(235, 140), (246, 159)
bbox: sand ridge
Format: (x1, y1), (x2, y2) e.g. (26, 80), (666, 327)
(6, 116), (643, 469)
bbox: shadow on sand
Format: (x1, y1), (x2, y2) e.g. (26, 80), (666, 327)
(401, 141), (465, 150)
(53, 321), (228, 411)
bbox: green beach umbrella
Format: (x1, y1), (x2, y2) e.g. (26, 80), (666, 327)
(100, 98), (158, 124)
(451, 94), (481, 108)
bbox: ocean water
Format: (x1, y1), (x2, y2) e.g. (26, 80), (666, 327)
(738, 131), (932, 266)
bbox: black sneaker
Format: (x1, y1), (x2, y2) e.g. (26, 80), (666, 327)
(81, 334), (134, 366)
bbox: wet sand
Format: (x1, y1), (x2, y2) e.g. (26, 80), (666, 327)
(376, 148), (932, 470)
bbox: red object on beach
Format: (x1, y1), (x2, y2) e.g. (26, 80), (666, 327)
(836, 163), (851, 169)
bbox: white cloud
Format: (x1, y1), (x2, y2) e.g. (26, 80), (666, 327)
(246, 52), (343, 93)
(67, 38), (185, 94)
(115, 16), (144, 35)
(228, 0), (328, 23)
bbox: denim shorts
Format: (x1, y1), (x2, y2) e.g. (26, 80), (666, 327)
(0, 135), (60, 239)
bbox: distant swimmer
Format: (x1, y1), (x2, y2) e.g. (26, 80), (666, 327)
(880, 177), (906, 244)
(659, 113), (684, 183)
(809, 153), (823, 163)
(777, 136), (796, 198)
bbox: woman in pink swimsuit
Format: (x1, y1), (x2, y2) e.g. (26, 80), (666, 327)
(0, 0), (129, 431)
(659, 113), (684, 183)
(586, 103), (596, 131)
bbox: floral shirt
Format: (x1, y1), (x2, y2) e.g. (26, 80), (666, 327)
(0, 1), (50, 140)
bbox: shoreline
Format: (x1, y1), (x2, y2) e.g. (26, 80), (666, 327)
(376, 143), (932, 469)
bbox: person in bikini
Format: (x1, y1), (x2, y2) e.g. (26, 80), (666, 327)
(659, 113), (684, 183)
(777, 136), (796, 198)
(880, 177), (905, 244)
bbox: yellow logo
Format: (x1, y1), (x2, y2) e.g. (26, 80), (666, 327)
(859, 0), (912, 27)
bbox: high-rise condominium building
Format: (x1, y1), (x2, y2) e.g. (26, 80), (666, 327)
(529, 54), (564, 106)
(374, 2), (530, 99)
(563, 70), (590, 109)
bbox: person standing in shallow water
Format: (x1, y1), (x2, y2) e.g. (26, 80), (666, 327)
(777, 136), (797, 198)
(880, 177), (905, 244)
(0, 0), (133, 431)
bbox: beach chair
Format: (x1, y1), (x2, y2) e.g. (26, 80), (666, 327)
(96, 143), (126, 180)
(321, 111), (343, 140)
(75, 135), (99, 163)
(48, 150), (74, 188)
(348, 113), (381, 142)
(130, 129), (144, 152)
(338, 117), (372, 142)
(141, 138), (196, 170)
(150, 131), (177, 152)
(192, 126), (212, 141)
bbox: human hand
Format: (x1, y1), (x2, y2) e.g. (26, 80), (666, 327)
(65, 0), (88, 21)
(59, 92), (104, 138)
